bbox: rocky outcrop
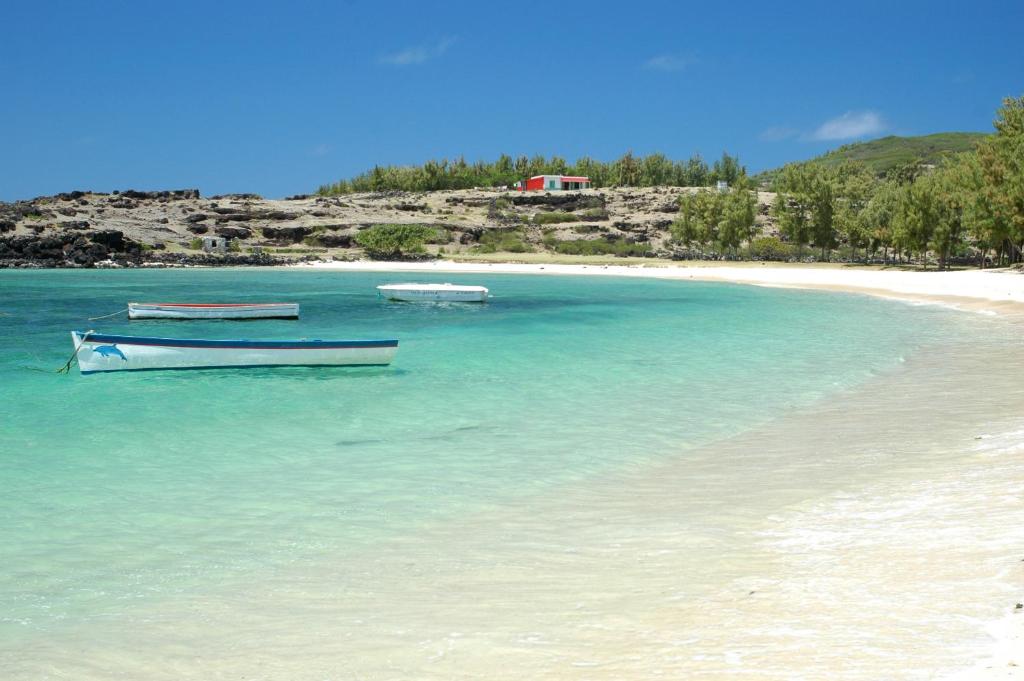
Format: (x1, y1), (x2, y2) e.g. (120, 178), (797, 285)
(215, 226), (252, 239)
(509, 193), (606, 211)
(313, 233), (352, 247)
(0, 230), (140, 268)
(261, 226), (312, 243)
(116, 189), (200, 200)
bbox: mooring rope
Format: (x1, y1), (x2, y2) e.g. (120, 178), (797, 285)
(88, 308), (128, 321)
(57, 330), (94, 374)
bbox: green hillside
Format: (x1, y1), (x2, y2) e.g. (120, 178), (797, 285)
(759, 132), (990, 182)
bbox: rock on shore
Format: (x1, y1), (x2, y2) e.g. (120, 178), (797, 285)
(0, 186), (778, 268)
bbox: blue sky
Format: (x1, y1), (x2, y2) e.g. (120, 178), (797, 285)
(2, 0), (1022, 200)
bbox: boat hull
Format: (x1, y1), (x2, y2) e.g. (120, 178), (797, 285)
(376, 285), (488, 303)
(72, 332), (397, 374)
(128, 303), (299, 320)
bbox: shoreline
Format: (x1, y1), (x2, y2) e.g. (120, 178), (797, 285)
(292, 257), (1024, 678)
(293, 259), (1024, 317)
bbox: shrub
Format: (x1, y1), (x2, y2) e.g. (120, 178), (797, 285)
(748, 236), (798, 261)
(475, 228), (532, 253)
(578, 207), (610, 220)
(546, 237), (651, 257)
(354, 224), (434, 259)
(533, 211), (578, 225)
(426, 227), (452, 244)
(188, 237), (203, 250)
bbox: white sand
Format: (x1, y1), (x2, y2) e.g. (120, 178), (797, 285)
(296, 257), (1024, 677)
(296, 259), (1024, 314)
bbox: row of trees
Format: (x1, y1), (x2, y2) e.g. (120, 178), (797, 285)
(770, 96), (1023, 267)
(671, 175), (758, 254)
(672, 95), (1022, 268)
(316, 152), (746, 194)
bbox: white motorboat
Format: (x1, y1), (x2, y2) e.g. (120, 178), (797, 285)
(376, 283), (488, 303)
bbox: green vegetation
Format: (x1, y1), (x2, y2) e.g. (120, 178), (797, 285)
(475, 229), (532, 253)
(747, 236), (799, 261)
(758, 132), (989, 183)
(759, 96), (1024, 267)
(671, 175), (757, 256)
(316, 151), (745, 194)
(544, 236), (652, 257)
(354, 224), (434, 259)
(188, 237), (203, 250)
(533, 211), (579, 225)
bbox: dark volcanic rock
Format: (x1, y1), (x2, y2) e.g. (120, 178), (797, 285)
(88, 230), (127, 251)
(0, 220), (14, 233)
(209, 193), (261, 200)
(185, 213), (208, 223)
(314, 233), (352, 247)
(108, 199), (138, 209)
(215, 226), (252, 239)
(458, 226), (484, 244)
(187, 225), (209, 234)
(285, 194), (310, 201)
(509, 193), (605, 211)
(263, 211), (300, 221)
(118, 189), (200, 200)
(261, 226), (311, 243)
(55, 191), (89, 201)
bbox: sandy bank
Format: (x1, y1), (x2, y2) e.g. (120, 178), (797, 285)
(295, 260), (1024, 315)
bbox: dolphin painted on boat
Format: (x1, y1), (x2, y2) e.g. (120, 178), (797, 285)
(92, 345), (127, 361)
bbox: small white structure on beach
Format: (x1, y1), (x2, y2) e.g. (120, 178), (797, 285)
(202, 236), (227, 254)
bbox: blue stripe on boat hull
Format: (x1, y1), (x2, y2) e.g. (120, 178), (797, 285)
(74, 331), (398, 350)
(80, 363), (394, 375)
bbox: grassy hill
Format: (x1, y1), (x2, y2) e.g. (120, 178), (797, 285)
(758, 132), (989, 183)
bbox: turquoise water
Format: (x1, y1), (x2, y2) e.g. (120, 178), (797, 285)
(0, 269), (1008, 677)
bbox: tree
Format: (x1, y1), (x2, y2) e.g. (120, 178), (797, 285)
(860, 181), (900, 263)
(893, 179), (941, 266)
(710, 152), (744, 185)
(717, 174), (757, 255)
(975, 95), (1024, 263)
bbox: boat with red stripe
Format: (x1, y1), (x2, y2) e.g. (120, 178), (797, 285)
(128, 302), (299, 320)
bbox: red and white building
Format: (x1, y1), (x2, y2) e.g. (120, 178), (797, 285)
(516, 175), (592, 191)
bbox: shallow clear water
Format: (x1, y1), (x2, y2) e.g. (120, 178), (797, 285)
(1, 269), (1021, 679)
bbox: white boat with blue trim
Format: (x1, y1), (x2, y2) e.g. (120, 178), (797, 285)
(376, 283), (488, 302)
(71, 331), (398, 374)
(128, 302), (299, 320)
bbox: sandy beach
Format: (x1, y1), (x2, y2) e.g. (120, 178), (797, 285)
(297, 259), (1024, 315)
(292, 258), (1024, 679)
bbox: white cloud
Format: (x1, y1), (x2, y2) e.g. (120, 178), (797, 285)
(759, 126), (799, 142)
(379, 37), (455, 66)
(643, 54), (695, 72)
(809, 111), (885, 141)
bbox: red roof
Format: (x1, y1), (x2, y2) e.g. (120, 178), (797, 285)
(559, 176), (590, 182)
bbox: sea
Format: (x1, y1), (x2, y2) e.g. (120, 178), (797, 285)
(1, 268), (1022, 680)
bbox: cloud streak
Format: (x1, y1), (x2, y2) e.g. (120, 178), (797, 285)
(643, 54), (695, 72)
(379, 37), (455, 66)
(808, 111), (885, 141)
